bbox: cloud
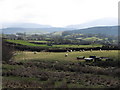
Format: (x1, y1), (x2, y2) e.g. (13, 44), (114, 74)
(0, 0), (119, 27)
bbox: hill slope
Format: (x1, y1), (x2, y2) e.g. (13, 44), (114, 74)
(62, 26), (118, 36)
(1, 27), (73, 34)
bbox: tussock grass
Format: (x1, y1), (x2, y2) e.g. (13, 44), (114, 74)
(2, 50), (120, 88)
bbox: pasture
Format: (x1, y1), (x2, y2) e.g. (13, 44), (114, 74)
(2, 50), (120, 88)
(6, 40), (102, 48)
(14, 50), (118, 62)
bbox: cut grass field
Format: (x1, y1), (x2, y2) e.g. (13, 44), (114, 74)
(6, 39), (102, 48)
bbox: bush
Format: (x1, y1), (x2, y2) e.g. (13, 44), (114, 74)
(2, 39), (14, 63)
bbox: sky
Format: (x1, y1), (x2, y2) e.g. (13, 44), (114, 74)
(0, 0), (119, 27)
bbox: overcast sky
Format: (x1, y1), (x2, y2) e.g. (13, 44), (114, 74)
(0, 0), (119, 27)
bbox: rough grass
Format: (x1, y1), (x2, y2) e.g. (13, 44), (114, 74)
(2, 50), (120, 88)
(14, 50), (118, 62)
(2, 59), (120, 88)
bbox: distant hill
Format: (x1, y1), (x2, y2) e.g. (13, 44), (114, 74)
(66, 18), (117, 29)
(1, 24), (118, 36)
(1, 27), (73, 34)
(62, 26), (118, 36)
(1, 23), (52, 28)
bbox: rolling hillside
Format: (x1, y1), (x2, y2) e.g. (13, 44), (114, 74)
(1, 27), (73, 34)
(62, 26), (118, 36)
(1, 25), (118, 36)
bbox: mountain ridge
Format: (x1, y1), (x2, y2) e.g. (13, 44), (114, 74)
(62, 26), (118, 36)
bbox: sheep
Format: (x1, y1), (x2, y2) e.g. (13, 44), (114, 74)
(79, 50), (82, 52)
(65, 54), (68, 57)
(67, 50), (69, 52)
(70, 50), (72, 52)
(55, 61), (58, 63)
(83, 49), (85, 52)
(90, 49), (93, 52)
(34, 51), (37, 54)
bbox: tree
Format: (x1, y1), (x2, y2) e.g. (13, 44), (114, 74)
(2, 39), (14, 63)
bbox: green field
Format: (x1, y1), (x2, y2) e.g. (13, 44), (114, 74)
(14, 50), (118, 62)
(53, 44), (102, 48)
(6, 40), (102, 48)
(3, 50), (120, 88)
(29, 40), (48, 43)
(6, 40), (49, 47)
(83, 37), (103, 41)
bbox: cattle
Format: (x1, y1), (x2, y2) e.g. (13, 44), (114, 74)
(84, 58), (94, 62)
(100, 57), (113, 61)
(89, 56), (96, 59)
(89, 56), (102, 62)
(100, 57), (109, 59)
(94, 57), (102, 62)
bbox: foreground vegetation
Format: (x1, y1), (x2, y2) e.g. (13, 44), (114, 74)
(2, 50), (120, 88)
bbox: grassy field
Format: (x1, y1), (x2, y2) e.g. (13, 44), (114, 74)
(13, 50), (118, 62)
(2, 50), (120, 88)
(6, 40), (49, 47)
(6, 39), (102, 48)
(29, 40), (48, 43)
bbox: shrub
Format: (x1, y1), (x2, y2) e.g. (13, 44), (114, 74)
(2, 39), (14, 63)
